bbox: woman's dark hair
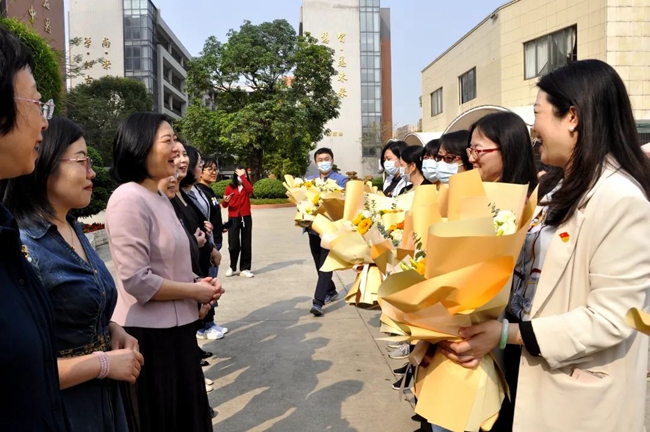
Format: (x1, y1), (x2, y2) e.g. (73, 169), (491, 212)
(537, 59), (650, 226)
(379, 140), (407, 171)
(400, 145), (424, 175)
(3, 117), (84, 225)
(230, 164), (249, 188)
(180, 145), (200, 188)
(469, 111), (538, 195)
(440, 130), (472, 170)
(0, 25), (36, 137)
(422, 139), (440, 158)
(203, 157), (217, 171)
(110, 112), (167, 185)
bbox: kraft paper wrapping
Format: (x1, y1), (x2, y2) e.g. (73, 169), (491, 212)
(375, 175), (538, 431)
(626, 308), (650, 335)
(345, 264), (385, 306)
(343, 180), (366, 221)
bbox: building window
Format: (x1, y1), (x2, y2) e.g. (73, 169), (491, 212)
(459, 68), (476, 104)
(430, 87), (443, 116)
(524, 26), (577, 80)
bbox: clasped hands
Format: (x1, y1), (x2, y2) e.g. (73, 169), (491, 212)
(437, 320), (502, 369)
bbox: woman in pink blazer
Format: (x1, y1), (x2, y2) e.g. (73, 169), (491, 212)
(440, 60), (650, 431)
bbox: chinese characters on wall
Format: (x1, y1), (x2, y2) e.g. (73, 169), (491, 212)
(321, 31), (348, 137)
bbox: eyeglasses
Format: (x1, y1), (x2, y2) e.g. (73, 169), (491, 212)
(14, 97), (55, 120)
(466, 146), (500, 159)
(203, 167), (218, 173)
(60, 157), (93, 173)
(433, 154), (461, 164)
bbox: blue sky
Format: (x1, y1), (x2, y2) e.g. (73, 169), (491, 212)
(66, 0), (507, 127)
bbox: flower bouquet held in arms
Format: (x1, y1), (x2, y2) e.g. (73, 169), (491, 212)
(283, 175), (345, 227)
(377, 169), (537, 432)
(311, 180), (413, 306)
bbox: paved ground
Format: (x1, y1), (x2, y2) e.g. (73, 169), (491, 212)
(98, 207), (418, 432)
(96, 206), (650, 431)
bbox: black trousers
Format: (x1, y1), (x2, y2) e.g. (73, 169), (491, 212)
(120, 322), (212, 432)
(228, 215), (252, 271)
(308, 231), (337, 307)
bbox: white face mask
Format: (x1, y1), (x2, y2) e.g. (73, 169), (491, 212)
(437, 162), (459, 184)
(399, 166), (406, 177)
(317, 161), (332, 173)
(384, 160), (398, 176)
(422, 159), (439, 182)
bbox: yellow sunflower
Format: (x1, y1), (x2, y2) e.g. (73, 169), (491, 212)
(357, 218), (373, 235)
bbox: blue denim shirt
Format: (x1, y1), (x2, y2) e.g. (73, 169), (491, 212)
(307, 171), (349, 188)
(20, 215), (128, 432)
(20, 215), (117, 357)
(0, 204), (68, 431)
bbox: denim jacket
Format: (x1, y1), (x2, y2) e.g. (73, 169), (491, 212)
(20, 216), (117, 357)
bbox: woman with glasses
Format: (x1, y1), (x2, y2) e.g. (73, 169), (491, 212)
(466, 111), (538, 196)
(4, 117), (144, 432)
(0, 24), (68, 431)
(106, 112), (223, 431)
(196, 157), (226, 278)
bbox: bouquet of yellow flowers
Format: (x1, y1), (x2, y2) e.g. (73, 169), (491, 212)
(377, 170), (537, 432)
(283, 175), (345, 227)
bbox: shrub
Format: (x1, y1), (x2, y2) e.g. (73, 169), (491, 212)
(211, 180), (231, 198)
(1, 18), (63, 114)
(71, 147), (115, 218)
(372, 176), (384, 189)
(253, 178), (287, 199)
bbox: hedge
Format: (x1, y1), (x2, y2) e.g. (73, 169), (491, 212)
(372, 176), (384, 189)
(211, 180), (231, 198)
(71, 147), (115, 218)
(1, 18), (63, 115)
(252, 178), (287, 199)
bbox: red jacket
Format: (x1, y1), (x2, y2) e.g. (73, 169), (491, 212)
(221, 175), (253, 217)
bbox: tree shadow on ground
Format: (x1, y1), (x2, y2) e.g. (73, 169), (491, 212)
(253, 259), (307, 276)
(204, 296), (363, 432)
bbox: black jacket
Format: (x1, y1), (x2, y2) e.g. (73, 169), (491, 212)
(195, 183), (225, 245)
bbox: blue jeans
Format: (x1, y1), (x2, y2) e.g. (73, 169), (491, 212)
(430, 425), (452, 432)
(208, 243), (223, 278)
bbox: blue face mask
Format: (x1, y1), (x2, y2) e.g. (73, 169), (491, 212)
(384, 160), (398, 177)
(437, 162), (459, 184)
(317, 161), (332, 173)
(422, 159), (439, 182)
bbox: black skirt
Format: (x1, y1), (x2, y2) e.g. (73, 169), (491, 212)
(120, 322), (212, 432)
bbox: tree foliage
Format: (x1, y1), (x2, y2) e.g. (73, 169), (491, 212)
(1, 18), (63, 114)
(176, 20), (340, 180)
(65, 76), (153, 164)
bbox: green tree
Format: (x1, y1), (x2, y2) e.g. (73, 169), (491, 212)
(176, 20), (340, 181)
(65, 76), (153, 164)
(0, 18), (63, 113)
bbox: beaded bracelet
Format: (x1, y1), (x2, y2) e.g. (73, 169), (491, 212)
(94, 351), (110, 379)
(499, 319), (509, 350)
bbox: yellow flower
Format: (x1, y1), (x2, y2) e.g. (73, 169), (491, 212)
(304, 181), (314, 189)
(352, 213), (365, 226)
(311, 194), (321, 205)
(415, 260), (426, 276)
(357, 218), (373, 235)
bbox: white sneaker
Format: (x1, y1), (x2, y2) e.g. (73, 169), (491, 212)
(205, 377), (213, 386)
(240, 270), (254, 278)
(212, 323), (229, 334)
(225, 268), (234, 277)
(206, 384), (213, 393)
(205, 327), (224, 340)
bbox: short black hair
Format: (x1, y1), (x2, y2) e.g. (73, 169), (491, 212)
(4, 117), (84, 225)
(0, 24), (36, 137)
(314, 147), (334, 161)
(203, 157), (217, 170)
(379, 140), (407, 172)
(422, 139), (440, 159)
(180, 145), (200, 188)
(469, 112), (538, 195)
(400, 145), (424, 175)
(440, 130), (472, 170)
(110, 112), (168, 185)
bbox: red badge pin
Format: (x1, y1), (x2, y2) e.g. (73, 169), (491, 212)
(559, 232), (570, 243)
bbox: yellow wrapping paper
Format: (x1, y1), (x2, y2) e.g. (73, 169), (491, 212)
(626, 308), (650, 335)
(345, 264), (385, 306)
(376, 172), (538, 431)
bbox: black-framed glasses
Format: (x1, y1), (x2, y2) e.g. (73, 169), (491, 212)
(203, 166), (218, 173)
(434, 154), (461, 164)
(14, 97), (55, 120)
(466, 147), (500, 159)
(60, 157), (93, 173)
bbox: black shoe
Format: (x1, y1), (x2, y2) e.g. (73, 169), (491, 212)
(393, 362), (409, 376)
(210, 408), (217, 419)
(392, 368), (414, 390)
(411, 413), (426, 423)
(200, 349), (213, 359)
(324, 291), (339, 304)
(310, 304), (324, 317)
(200, 359), (209, 367)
